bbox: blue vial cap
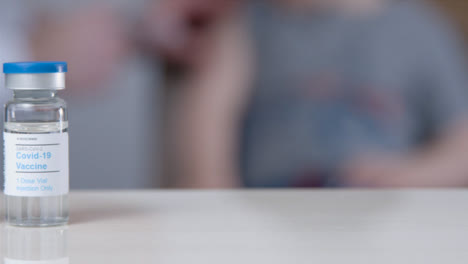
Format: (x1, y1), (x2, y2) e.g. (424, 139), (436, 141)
(3, 61), (67, 74)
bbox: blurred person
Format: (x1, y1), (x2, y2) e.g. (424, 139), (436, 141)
(156, 0), (468, 188)
(0, 1), (162, 189)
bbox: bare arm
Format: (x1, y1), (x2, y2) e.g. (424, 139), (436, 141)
(344, 121), (468, 187)
(170, 14), (253, 188)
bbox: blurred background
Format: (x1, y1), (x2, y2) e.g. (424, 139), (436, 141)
(1, 0), (468, 189)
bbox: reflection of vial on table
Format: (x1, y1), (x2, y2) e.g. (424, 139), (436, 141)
(4, 226), (69, 263)
(3, 62), (69, 226)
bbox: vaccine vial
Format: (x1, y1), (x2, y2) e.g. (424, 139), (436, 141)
(3, 61), (69, 226)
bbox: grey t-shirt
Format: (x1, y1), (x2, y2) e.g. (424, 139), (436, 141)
(241, 0), (468, 187)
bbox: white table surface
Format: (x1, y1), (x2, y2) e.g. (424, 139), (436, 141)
(0, 190), (467, 264)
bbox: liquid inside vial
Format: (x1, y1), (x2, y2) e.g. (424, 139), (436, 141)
(4, 121), (69, 227)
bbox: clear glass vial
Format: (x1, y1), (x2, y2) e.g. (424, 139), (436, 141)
(4, 226), (69, 263)
(3, 61), (69, 226)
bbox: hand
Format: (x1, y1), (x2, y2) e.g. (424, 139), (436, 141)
(344, 123), (468, 188)
(342, 154), (415, 188)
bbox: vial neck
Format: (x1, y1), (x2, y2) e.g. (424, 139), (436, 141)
(13, 90), (57, 99)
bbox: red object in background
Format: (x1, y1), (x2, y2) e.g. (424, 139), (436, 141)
(292, 170), (325, 188)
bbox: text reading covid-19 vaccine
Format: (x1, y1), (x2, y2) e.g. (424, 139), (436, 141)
(3, 61), (69, 226)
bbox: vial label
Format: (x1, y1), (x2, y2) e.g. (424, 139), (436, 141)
(4, 132), (69, 197)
